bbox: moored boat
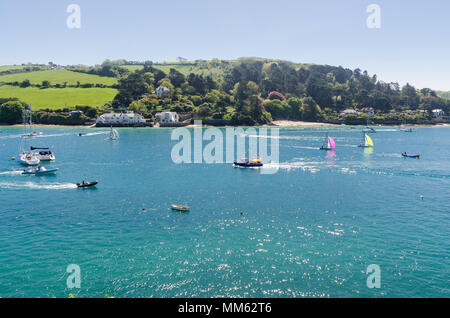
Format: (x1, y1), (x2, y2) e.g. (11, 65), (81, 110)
(171, 204), (190, 212)
(31, 147), (55, 161)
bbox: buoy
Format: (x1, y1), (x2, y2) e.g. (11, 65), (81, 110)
(11, 157), (15, 160)
(142, 208), (146, 211)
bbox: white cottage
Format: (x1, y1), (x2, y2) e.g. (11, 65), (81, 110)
(155, 112), (179, 123)
(155, 86), (170, 96)
(432, 109), (445, 117)
(96, 111), (146, 126)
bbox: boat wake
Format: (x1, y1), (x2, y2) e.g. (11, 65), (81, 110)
(79, 131), (109, 137)
(0, 181), (77, 190)
(0, 170), (23, 176)
(262, 159), (320, 173)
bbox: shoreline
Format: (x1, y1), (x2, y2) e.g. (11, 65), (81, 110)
(1, 121), (449, 129)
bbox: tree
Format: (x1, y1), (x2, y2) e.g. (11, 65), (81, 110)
(169, 68), (186, 87)
(300, 97), (322, 121)
(0, 101), (23, 124)
(20, 80), (31, 88)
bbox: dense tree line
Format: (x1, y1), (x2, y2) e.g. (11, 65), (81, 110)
(107, 58), (449, 125)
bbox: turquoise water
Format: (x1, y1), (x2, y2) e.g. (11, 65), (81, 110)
(0, 125), (449, 298)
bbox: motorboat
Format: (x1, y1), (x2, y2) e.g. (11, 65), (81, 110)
(402, 153), (420, 159)
(233, 157), (263, 167)
(76, 181), (98, 188)
(22, 166), (58, 175)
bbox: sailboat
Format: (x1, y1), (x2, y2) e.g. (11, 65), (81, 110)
(19, 106), (40, 166)
(358, 132), (374, 148)
(319, 133), (336, 150)
(106, 126), (119, 140)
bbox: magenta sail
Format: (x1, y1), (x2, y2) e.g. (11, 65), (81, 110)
(328, 137), (336, 149)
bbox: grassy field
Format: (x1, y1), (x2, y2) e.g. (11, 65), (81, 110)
(0, 85), (117, 109)
(0, 65), (31, 72)
(0, 69), (118, 86)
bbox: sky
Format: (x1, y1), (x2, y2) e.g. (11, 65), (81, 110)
(1, 0), (449, 90)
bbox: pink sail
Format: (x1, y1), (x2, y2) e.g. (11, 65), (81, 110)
(328, 137), (336, 149)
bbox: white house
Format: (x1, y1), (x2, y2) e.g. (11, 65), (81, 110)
(155, 112), (179, 123)
(340, 109), (358, 117)
(155, 86), (170, 96)
(96, 111), (146, 125)
(432, 109), (445, 117)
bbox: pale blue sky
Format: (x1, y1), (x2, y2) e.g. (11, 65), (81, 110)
(1, 0), (449, 90)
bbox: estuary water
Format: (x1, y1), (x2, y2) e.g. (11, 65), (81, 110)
(0, 125), (448, 297)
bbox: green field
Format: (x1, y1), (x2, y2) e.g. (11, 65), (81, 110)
(0, 69), (118, 86)
(0, 65), (31, 72)
(0, 85), (117, 109)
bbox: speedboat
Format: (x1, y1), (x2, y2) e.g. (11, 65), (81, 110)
(22, 166), (58, 175)
(76, 181), (98, 188)
(364, 127), (377, 133)
(171, 204), (190, 212)
(402, 153), (420, 159)
(233, 157), (263, 167)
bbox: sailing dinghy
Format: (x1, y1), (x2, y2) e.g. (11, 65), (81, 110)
(319, 133), (336, 150)
(358, 133), (374, 148)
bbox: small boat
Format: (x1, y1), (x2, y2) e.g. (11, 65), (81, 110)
(364, 127), (377, 133)
(319, 133), (336, 150)
(76, 181), (98, 188)
(358, 132), (374, 148)
(171, 204), (190, 212)
(402, 153), (420, 159)
(106, 126), (119, 140)
(233, 157), (263, 167)
(22, 166), (58, 175)
(18, 106), (41, 165)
